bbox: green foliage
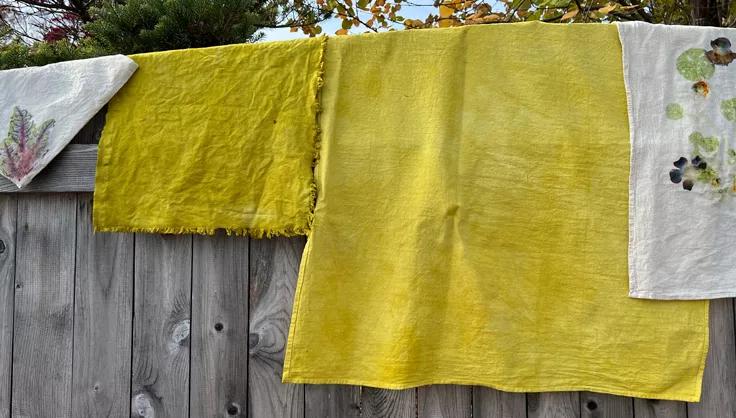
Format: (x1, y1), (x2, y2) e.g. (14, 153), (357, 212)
(676, 49), (715, 81)
(0, 0), (275, 69)
(86, 0), (271, 54)
(0, 40), (103, 71)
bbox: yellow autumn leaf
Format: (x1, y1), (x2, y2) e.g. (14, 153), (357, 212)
(597, 3), (617, 14)
(336, 28), (349, 35)
(561, 8), (578, 19)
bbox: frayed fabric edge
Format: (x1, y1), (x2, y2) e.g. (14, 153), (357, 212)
(93, 37), (327, 240)
(94, 224), (310, 238)
(305, 36), (327, 234)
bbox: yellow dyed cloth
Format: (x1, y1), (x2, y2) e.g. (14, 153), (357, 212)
(94, 38), (325, 236)
(284, 23), (709, 401)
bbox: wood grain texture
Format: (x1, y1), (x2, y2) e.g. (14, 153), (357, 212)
(633, 399), (686, 418)
(11, 194), (76, 418)
(361, 388), (417, 418)
(191, 234), (249, 418)
(71, 195), (133, 417)
(418, 386), (471, 418)
(527, 392), (580, 418)
(131, 234), (192, 418)
(688, 299), (736, 418)
(0, 145), (97, 193)
(472, 387), (526, 418)
(580, 393), (633, 418)
(248, 237), (305, 418)
(0, 196), (15, 418)
(305, 385), (361, 418)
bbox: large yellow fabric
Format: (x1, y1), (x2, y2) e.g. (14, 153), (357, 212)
(94, 38), (324, 236)
(284, 23), (709, 401)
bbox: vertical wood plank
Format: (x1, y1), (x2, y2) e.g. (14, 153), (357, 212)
(580, 393), (633, 418)
(361, 388), (417, 418)
(249, 237), (305, 418)
(633, 399), (686, 418)
(0, 196), (16, 418)
(191, 234), (249, 418)
(305, 385), (361, 418)
(472, 387), (526, 418)
(527, 392), (580, 418)
(11, 194), (76, 418)
(688, 298), (736, 418)
(131, 234), (192, 418)
(418, 385), (471, 418)
(71, 195), (133, 417)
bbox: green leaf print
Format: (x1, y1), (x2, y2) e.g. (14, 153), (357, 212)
(722, 98), (736, 122)
(689, 132), (719, 156)
(676, 49), (716, 81)
(697, 166), (720, 186)
(666, 103), (684, 120)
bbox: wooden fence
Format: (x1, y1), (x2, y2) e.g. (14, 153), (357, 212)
(0, 111), (734, 418)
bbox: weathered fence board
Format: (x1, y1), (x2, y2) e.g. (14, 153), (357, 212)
(0, 196), (15, 418)
(191, 234), (249, 418)
(688, 299), (736, 418)
(633, 399), (687, 418)
(71, 195), (133, 417)
(305, 385), (361, 418)
(249, 238), (305, 418)
(472, 388), (526, 418)
(418, 385), (472, 418)
(581, 393), (633, 418)
(361, 388), (417, 418)
(131, 234), (192, 418)
(528, 392), (580, 418)
(11, 194), (76, 418)
(0, 145), (97, 193)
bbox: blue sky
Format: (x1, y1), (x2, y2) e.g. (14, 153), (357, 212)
(260, 4), (436, 41)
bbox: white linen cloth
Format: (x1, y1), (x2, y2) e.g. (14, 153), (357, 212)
(619, 22), (736, 299)
(0, 55), (137, 188)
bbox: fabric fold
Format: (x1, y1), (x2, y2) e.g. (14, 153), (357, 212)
(93, 37), (325, 236)
(0, 55), (137, 188)
(283, 22), (709, 401)
(619, 22), (736, 299)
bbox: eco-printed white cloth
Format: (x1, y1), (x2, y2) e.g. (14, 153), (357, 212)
(619, 22), (736, 299)
(0, 55), (137, 188)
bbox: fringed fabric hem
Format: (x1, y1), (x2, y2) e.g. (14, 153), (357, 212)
(94, 224), (310, 238)
(306, 36), (327, 234)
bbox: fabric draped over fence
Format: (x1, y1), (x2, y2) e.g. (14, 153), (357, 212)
(93, 37), (325, 236)
(282, 22), (710, 401)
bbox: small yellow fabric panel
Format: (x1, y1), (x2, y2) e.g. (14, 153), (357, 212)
(284, 23), (709, 401)
(94, 38), (324, 236)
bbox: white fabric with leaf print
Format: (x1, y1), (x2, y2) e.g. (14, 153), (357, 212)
(619, 22), (736, 299)
(0, 55), (137, 188)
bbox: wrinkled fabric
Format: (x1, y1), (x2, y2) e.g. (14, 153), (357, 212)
(94, 38), (324, 236)
(283, 22), (709, 401)
(619, 22), (736, 299)
(0, 55), (136, 188)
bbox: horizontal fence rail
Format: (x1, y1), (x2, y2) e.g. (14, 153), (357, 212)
(0, 145), (97, 193)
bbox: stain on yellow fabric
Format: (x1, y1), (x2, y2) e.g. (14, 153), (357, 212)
(94, 38), (325, 237)
(284, 23), (709, 401)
